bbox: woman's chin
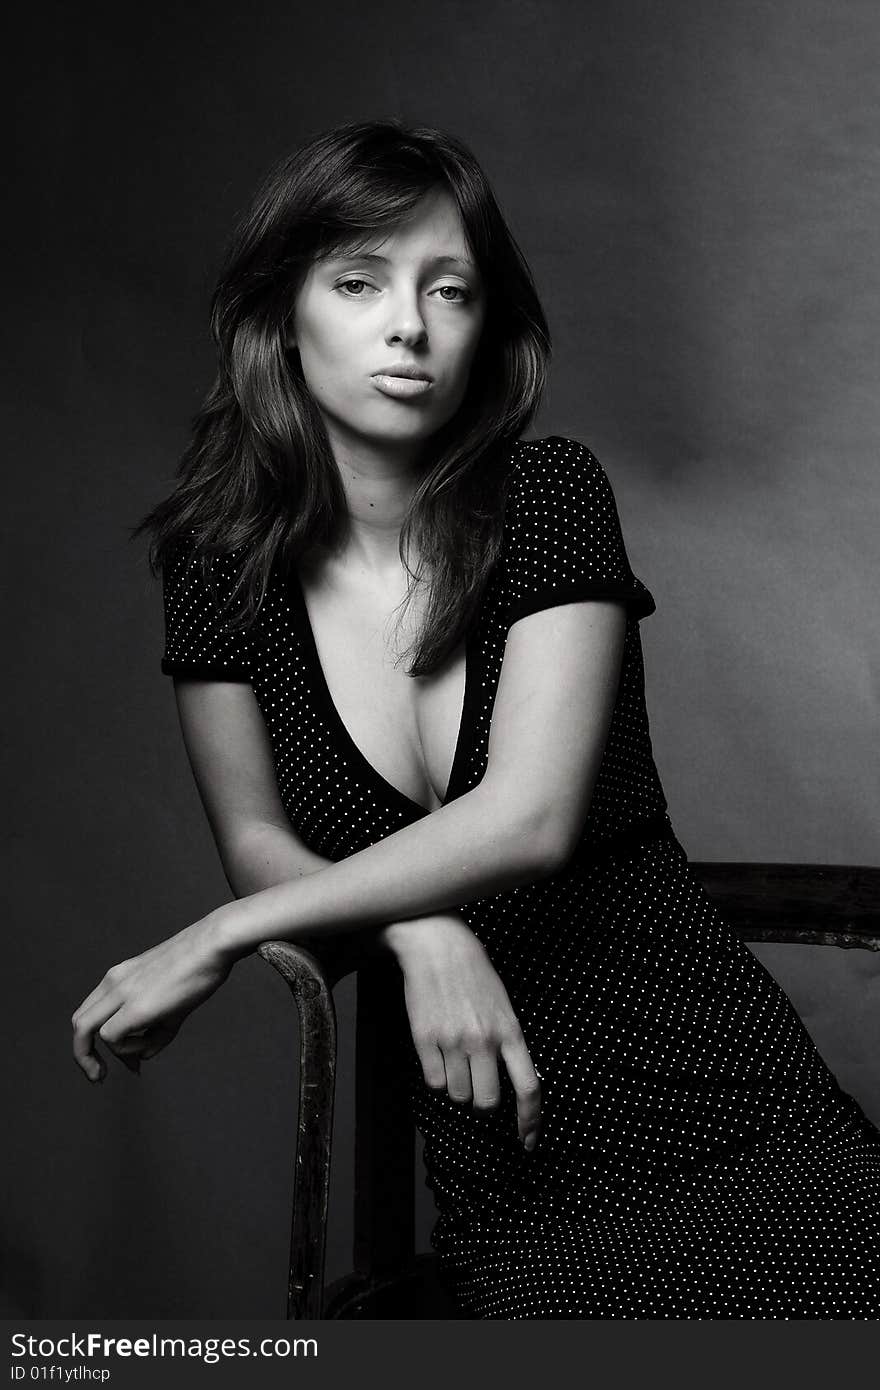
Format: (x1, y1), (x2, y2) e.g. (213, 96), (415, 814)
(328, 414), (447, 456)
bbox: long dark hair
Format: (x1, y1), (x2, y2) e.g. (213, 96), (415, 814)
(134, 119), (551, 675)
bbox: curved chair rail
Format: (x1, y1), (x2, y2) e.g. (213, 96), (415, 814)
(257, 941), (337, 1320)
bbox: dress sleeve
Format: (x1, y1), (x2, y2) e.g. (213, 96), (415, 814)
(500, 437), (656, 627)
(160, 540), (254, 681)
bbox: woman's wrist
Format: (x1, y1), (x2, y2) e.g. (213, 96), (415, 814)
(202, 903), (256, 966)
(380, 915), (474, 966)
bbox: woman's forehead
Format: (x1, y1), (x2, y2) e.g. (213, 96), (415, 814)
(322, 249), (477, 273)
(319, 190), (476, 267)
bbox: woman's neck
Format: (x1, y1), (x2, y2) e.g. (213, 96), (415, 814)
(326, 435), (426, 576)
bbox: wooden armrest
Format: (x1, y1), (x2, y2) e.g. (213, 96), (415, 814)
(259, 930), (396, 990)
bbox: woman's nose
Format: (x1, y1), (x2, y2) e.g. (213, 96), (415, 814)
(385, 288), (428, 347)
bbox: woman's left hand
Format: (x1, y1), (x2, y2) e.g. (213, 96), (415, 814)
(71, 915), (234, 1082)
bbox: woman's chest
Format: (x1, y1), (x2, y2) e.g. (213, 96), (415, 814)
(294, 560), (466, 813)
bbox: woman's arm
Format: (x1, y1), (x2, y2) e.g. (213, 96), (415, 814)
(72, 677), (545, 1144)
(212, 599), (626, 958)
(73, 601), (624, 1057)
(170, 676), (331, 892)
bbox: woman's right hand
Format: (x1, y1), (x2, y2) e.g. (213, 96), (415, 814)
(382, 915), (542, 1151)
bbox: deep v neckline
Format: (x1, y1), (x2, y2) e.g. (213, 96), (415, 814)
(289, 568), (473, 819)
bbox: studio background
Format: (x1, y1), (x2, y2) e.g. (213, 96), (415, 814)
(5, 0), (879, 1317)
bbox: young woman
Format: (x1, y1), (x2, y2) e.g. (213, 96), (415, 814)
(72, 120), (880, 1318)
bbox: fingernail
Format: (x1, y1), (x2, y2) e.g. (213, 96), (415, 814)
(523, 1132), (537, 1152)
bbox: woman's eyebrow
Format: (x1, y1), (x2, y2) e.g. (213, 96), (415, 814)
(326, 252), (477, 271)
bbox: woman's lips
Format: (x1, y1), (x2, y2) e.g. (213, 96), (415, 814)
(371, 374), (434, 399)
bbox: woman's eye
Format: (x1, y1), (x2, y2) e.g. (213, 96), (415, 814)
(434, 285), (470, 303)
(337, 279), (375, 296)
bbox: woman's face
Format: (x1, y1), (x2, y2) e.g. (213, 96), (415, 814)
(289, 187), (487, 460)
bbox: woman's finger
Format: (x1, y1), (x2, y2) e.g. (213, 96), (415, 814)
(441, 1047), (473, 1105)
(91, 1018), (180, 1076)
(416, 1040), (447, 1092)
(71, 985), (112, 1027)
(500, 1034), (542, 1148)
(104, 1023), (177, 1073)
(96, 1012), (155, 1075)
(468, 1049), (501, 1113)
(71, 962), (134, 1027)
(98, 1012), (141, 1047)
(104, 1026), (149, 1072)
(71, 995), (123, 1082)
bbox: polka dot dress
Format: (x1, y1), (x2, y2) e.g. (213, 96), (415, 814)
(161, 436), (880, 1318)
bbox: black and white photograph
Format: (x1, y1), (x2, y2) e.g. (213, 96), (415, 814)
(5, 0), (880, 1350)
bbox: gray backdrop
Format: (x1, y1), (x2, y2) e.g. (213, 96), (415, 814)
(5, 0), (879, 1317)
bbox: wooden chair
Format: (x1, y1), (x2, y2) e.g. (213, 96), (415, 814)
(258, 861), (880, 1319)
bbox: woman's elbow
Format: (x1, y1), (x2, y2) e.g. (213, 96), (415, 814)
(215, 825), (272, 898)
(508, 801), (583, 880)
(218, 846), (251, 898)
